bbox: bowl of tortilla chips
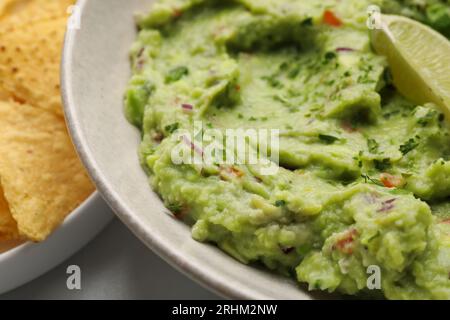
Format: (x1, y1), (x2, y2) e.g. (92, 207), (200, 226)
(0, 0), (112, 294)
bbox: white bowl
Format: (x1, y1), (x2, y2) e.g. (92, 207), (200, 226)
(62, 0), (330, 300)
(0, 193), (113, 294)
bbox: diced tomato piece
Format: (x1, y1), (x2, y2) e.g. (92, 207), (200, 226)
(380, 173), (404, 188)
(334, 229), (358, 255)
(230, 166), (244, 177)
(323, 10), (343, 27)
(219, 166), (244, 180)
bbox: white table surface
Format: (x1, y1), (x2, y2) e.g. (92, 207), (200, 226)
(0, 214), (220, 300)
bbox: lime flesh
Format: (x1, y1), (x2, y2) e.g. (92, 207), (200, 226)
(371, 14), (450, 121)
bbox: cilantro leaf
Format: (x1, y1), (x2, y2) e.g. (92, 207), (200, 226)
(319, 134), (339, 144)
(166, 66), (189, 83)
(274, 200), (286, 207)
(367, 138), (379, 154)
(400, 138), (419, 155)
(165, 122), (180, 134)
(374, 158), (391, 171)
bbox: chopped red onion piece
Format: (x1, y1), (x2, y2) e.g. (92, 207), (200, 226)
(181, 103), (193, 111)
(182, 135), (204, 156)
(336, 47), (355, 52)
(377, 198), (397, 213)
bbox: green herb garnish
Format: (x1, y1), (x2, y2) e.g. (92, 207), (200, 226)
(400, 138), (419, 155)
(361, 174), (384, 187)
(374, 158), (391, 171)
(165, 122), (180, 134)
(275, 200), (286, 207)
(165, 66), (189, 83)
(167, 202), (182, 214)
(279, 62), (290, 71)
(301, 17), (313, 26)
(314, 280), (322, 290)
(262, 75), (283, 88)
(288, 65), (301, 79)
(319, 134), (339, 144)
(324, 51), (336, 61)
(417, 110), (438, 126)
(367, 231), (381, 243)
(367, 138), (379, 154)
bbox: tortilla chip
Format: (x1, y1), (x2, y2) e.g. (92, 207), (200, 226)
(0, 100), (94, 242)
(0, 16), (67, 116)
(0, 0), (74, 27)
(0, 185), (19, 240)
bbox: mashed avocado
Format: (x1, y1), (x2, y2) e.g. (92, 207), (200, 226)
(126, 0), (450, 299)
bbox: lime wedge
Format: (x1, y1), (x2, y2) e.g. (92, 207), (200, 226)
(371, 14), (450, 121)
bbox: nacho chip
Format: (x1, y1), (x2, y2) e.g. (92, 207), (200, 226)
(0, 0), (74, 27)
(0, 16), (67, 116)
(0, 0), (94, 243)
(0, 100), (94, 242)
(0, 185), (19, 240)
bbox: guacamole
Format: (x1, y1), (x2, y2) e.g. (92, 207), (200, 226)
(126, 0), (450, 299)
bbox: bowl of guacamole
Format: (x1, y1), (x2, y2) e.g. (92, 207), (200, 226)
(63, 0), (450, 300)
